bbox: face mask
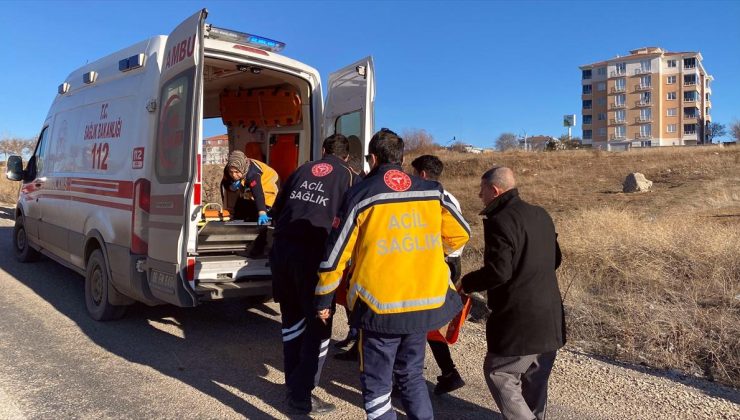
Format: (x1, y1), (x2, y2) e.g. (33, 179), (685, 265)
(229, 179), (242, 192)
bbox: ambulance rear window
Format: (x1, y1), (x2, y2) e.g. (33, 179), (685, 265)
(155, 69), (194, 183)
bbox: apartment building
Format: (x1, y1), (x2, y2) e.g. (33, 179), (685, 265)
(579, 47), (712, 150)
(203, 134), (229, 164)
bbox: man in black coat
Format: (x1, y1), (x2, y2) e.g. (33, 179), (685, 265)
(461, 166), (565, 420)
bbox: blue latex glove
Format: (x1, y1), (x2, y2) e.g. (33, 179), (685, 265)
(228, 179), (242, 192)
(257, 213), (270, 225)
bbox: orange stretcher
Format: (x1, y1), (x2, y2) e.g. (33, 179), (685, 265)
(427, 292), (471, 345)
(220, 86), (302, 128)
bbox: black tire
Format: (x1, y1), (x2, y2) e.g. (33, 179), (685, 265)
(85, 249), (126, 321)
(13, 218), (40, 263)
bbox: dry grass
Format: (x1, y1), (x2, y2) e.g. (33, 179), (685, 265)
(427, 146), (740, 387)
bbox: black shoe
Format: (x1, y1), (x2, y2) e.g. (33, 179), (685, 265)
(333, 336), (357, 349)
(286, 394), (336, 415)
(333, 342), (358, 361)
(434, 369), (465, 395)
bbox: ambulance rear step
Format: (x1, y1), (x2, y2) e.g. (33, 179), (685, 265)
(196, 221), (271, 253)
(195, 277), (272, 300)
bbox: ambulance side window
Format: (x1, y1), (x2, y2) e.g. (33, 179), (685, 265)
(155, 69), (194, 183)
(335, 111), (361, 138)
(26, 127), (49, 180)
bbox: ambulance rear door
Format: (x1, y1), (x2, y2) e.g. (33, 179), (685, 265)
(323, 57), (375, 171)
(146, 9), (207, 306)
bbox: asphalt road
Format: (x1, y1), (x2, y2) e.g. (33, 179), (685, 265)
(0, 208), (738, 419)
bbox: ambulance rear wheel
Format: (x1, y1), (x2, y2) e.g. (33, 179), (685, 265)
(13, 218), (40, 263)
(85, 249), (127, 321)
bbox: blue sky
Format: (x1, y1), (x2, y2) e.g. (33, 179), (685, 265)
(1, 0), (738, 147)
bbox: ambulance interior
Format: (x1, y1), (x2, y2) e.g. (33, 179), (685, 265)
(196, 57), (313, 255)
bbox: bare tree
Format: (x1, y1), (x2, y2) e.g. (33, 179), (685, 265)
(402, 129), (439, 153)
(706, 122), (727, 143)
(731, 121), (740, 142)
(495, 132), (519, 151)
(0, 137), (36, 158)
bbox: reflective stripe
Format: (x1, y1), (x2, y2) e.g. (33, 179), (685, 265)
(365, 392), (391, 420)
(282, 324), (306, 342)
(315, 279), (341, 295)
(320, 190), (442, 270)
(281, 318), (306, 335)
(442, 192), (471, 234)
(365, 391), (392, 411)
(351, 282), (446, 312)
(319, 339), (330, 358)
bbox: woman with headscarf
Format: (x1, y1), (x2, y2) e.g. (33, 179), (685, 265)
(221, 150), (279, 224)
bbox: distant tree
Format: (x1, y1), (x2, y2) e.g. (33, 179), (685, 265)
(0, 137), (35, 159)
(730, 121), (740, 142)
(495, 132), (518, 151)
(448, 141), (468, 153)
(706, 122), (727, 143)
(402, 129), (439, 153)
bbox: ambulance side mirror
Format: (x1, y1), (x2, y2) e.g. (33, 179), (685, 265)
(5, 155), (24, 181)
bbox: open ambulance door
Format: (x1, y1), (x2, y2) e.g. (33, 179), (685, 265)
(323, 57), (375, 173)
(146, 9), (207, 306)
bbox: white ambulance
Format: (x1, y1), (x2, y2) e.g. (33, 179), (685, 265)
(6, 9), (375, 320)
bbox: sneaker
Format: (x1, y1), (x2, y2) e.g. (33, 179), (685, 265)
(433, 369), (465, 395)
(333, 342), (358, 361)
(333, 336), (356, 349)
(286, 394), (336, 415)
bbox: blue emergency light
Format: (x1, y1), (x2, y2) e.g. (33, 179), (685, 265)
(206, 24), (285, 53)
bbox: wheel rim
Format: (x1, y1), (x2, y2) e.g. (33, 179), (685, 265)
(16, 227), (26, 252)
(91, 265), (104, 305)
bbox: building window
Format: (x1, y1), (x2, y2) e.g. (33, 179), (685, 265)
(598, 128), (606, 137)
(597, 67), (606, 76)
(597, 82), (606, 91)
(684, 92), (699, 101)
(640, 124), (652, 137)
(583, 99), (592, 109)
(597, 113), (606, 121)
(641, 92), (651, 104)
(640, 75), (651, 87)
(667, 124), (677, 133)
(615, 109), (625, 122)
(597, 97), (606, 106)
(667, 75), (676, 84)
(616, 62), (626, 73)
(640, 60), (652, 71)
(667, 108), (677, 116)
(615, 78), (626, 91)
(667, 92), (676, 100)
(684, 58), (696, 69)
(615, 94), (626, 106)
(684, 124), (696, 134)
(667, 59), (677, 68)
(582, 69), (592, 79)
(583, 129), (592, 139)
(640, 108), (652, 121)
(583, 85), (592, 94)
(583, 114), (592, 124)
(615, 125), (626, 138)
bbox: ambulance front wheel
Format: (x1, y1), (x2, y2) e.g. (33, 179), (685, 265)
(13, 217), (40, 263)
(85, 249), (127, 321)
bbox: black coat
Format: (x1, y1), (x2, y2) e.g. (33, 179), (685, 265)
(461, 189), (566, 356)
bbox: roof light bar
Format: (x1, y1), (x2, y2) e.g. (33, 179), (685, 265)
(205, 24), (285, 53)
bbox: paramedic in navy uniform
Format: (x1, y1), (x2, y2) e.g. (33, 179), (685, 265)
(269, 134), (358, 415)
(314, 128), (470, 420)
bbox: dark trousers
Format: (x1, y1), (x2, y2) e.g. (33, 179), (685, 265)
(359, 329), (432, 420)
(427, 339), (455, 375)
(483, 351), (557, 420)
(270, 244), (331, 401)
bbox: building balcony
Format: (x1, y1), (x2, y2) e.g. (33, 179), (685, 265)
(610, 134), (627, 141)
(610, 103), (627, 110)
(610, 70), (626, 77)
(684, 114), (700, 121)
(635, 100), (652, 107)
(634, 68), (652, 75)
(683, 96), (699, 103)
(683, 80), (697, 86)
(635, 134), (653, 140)
(635, 116), (653, 123)
(609, 118), (626, 125)
(684, 63), (697, 70)
(635, 84), (652, 91)
(610, 86), (626, 93)
(683, 131), (698, 140)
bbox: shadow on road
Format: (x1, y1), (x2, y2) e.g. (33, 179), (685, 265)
(0, 226), (498, 418)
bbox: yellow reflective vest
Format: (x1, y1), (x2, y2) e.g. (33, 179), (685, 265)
(315, 164), (470, 334)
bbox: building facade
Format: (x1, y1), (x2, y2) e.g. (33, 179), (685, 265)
(203, 134), (229, 164)
(579, 47), (712, 150)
